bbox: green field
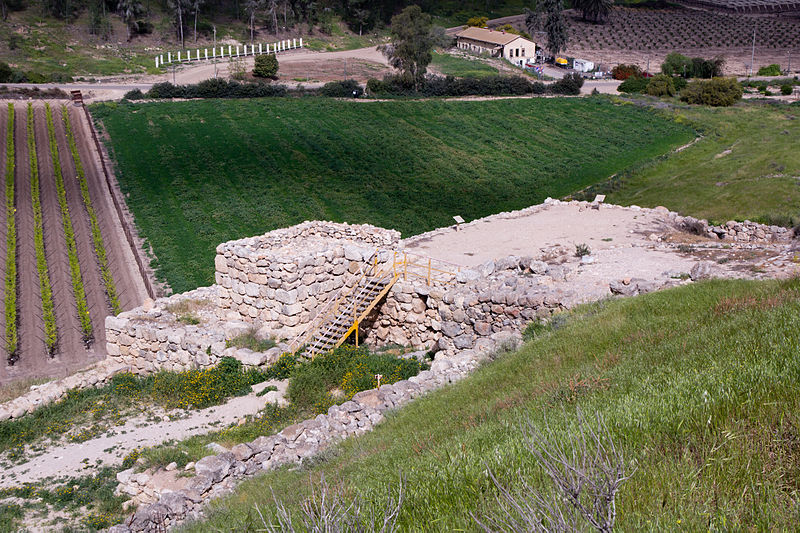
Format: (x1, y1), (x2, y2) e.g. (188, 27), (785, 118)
(595, 102), (800, 227)
(94, 97), (693, 292)
(179, 278), (800, 531)
(430, 52), (500, 77)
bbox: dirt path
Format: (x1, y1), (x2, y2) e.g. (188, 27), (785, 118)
(0, 380), (287, 487)
(52, 105), (108, 350)
(9, 105), (45, 379)
(33, 105), (87, 363)
(68, 105), (149, 312)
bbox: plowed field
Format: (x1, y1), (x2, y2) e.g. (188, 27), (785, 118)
(0, 101), (148, 384)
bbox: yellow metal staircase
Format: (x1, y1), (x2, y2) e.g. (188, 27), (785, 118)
(291, 261), (397, 357)
(289, 251), (461, 357)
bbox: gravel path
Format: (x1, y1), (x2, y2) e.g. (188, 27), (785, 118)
(0, 380), (287, 487)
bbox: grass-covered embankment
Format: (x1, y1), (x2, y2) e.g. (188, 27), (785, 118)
(94, 98), (694, 292)
(598, 102), (800, 227)
(182, 278), (800, 531)
(61, 106), (122, 315)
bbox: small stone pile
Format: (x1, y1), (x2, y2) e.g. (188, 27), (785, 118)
(674, 214), (793, 243)
(108, 333), (520, 533)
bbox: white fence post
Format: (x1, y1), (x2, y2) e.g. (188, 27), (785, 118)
(178, 51), (182, 61)
(228, 45), (232, 56)
(236, 45), (240, 56)
(168, 52), (172, 63)
(196, 49), (199, 60)
(155, 56), (159, 68)
(259, 43), (263, 54)
(293, 38), (297, 48)
(299, 38), (303, 48)
(205, 49), (208, 60)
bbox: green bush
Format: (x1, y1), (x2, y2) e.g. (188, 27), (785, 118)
(123, 88), (145, 100)
(226, 329), (276, 352)
(146, 80), (287, 99)
(680, 77), (743, 107)
(0, 62), (12, 83)
(781, 84), (793, 96)
(646, 74), (676, 97)
(263, 352), (299, 380)
(320, 79), (363, 98)
(550, 73), (584, 95)
(662, 52), (724, 78)
(151, 357), (267, 409)
(757, 64), (782, 76)
(618, 76), (650, 94)
(253, 53), (279, 78)
(288, 345), (426, 413)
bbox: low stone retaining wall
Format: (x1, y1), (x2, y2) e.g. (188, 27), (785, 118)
(671, 214), (792, 243)
(108, 332), (520, 533)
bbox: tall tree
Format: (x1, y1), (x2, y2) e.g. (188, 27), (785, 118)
(117, 0), (142, 41)
(168, 0), (189, 48)
(525, 0), (568, 57)
(265, 0), (279, 35)
(245, 0), (264, 42)
(192, 0), (204, 42)
(380, 5), (434, 91)
(574, 0), (612, 23)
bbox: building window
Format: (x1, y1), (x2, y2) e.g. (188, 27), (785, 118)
(522, 48), (525, 56)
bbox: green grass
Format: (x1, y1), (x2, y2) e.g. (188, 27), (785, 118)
(430, 52), (500, 78)
(93, 97), (693, 292)
(598, 102), (800, 227)
(179, 277), (800, 532)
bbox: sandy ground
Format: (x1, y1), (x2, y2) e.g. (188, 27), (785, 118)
(404, 202), (797, 304)
(0, 380), (287, 487)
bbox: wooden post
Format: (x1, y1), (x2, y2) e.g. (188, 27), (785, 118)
(427, 258), (431, 286)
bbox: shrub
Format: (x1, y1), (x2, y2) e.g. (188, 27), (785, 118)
(662, 52), (724, 78)
(617, 76), (649, 94)
(145, 80), (288, 99)
(253, 53), (279, 78)
(226, 328), (276, 352)
(320, 79), (363, 98)
(646, 74), (676, 97)
(611, 64), (642, 80)
(466, 16), (488, 27)
(288, 345), (426, 413)
(673, 77), (688, 92)
(757, 64), (782, 76)
(123, 88), (145, 100)
(781, 84), (793, 96)
(550, 73), (584, 95)
(151, 356), (267, 409)
(680, 77), (743, 107)
(264, 352), (299, 380)
(0, 62), (12, 83)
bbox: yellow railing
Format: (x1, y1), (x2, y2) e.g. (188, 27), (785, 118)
(289, 249), (462, 355)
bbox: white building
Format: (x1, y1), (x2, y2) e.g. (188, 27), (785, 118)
(454, 27), (537, 68)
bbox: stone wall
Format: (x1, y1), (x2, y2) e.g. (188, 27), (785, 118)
(673, 214), (792, 243)
(214, 221), (400, 339)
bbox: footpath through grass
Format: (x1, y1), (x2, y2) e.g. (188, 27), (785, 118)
(599, 102), (800, 227)
(180, 278), (800, 531)
(94, 97), (693, 292)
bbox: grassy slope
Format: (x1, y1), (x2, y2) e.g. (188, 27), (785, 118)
(180, 278), (800, 532)
(603, 102), (800, 226)
(94, 97), (693, 292)
(430, 52), (500, 77)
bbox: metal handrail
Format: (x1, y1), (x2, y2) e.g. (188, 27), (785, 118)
(289, 249), (463, 355)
